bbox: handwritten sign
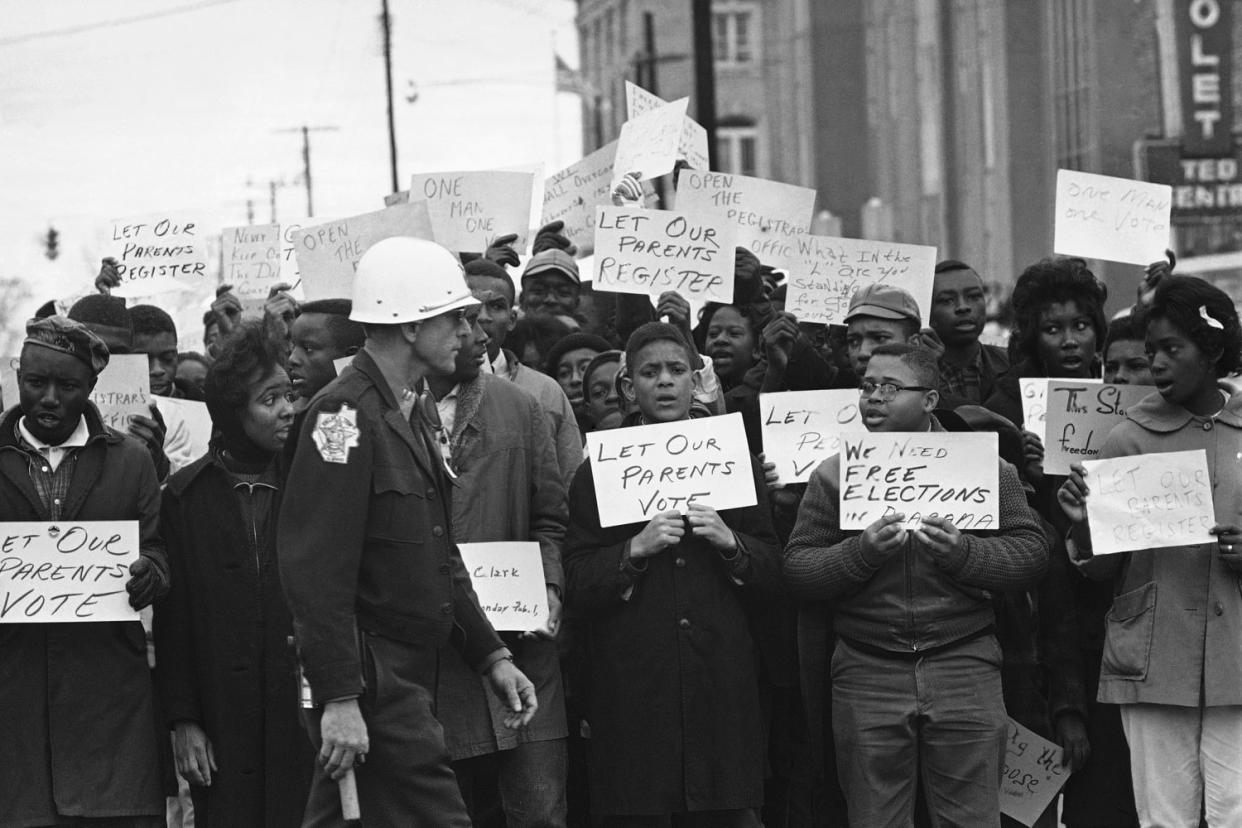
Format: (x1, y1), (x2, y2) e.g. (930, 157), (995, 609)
(612, 97), (689, 184)
(1019, 378), (1103, 445)
(676, 171), (815, 270)
(1082, 449), (1216, 555)
(221, 224), (282, 311)
(1053, 169), (1172, 266)
(593, 206), (736, 303)
(0, 521), (140, 623)
(625, 81), (709, 170)
(586, 412), (755, 527)
(152, 396), (212, 465)
(541, 142), (618, 258)
(90, 354), (151, 431)
(838, 432), (998, 530)
(409, 170), (534, 253)
(1042, 381), (1155, 474)
(1001, 718), (1070, 827)
(293, 202), (434, 302)
(784, 235), (937, 326)
(108, 212), (209, 288)
(760, 390), (865, 484)
(456, 541), (549, 632)
(279, 216), (328, 287)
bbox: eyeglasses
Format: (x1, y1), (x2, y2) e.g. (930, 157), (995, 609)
(858, 380), (933, 401)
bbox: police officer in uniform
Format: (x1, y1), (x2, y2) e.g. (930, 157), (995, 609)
(278, 238), (538, 826)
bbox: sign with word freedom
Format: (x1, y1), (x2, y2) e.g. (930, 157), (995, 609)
(222, 223), (282, 311)
(541, 141), (618, 258)
(586, 412), (756, 527)
(293, 202), (434, 301)
(1020, 378), (1103, 446)
(760, 390), (865, 484)
(1001, 718), (1071, 827)
(108, 212), (209, 288)
(0, 521), (140, 623)
(676, 170), (816, 270)
(1053, 169), (1172, 266)
(593, 205), (736, 303)
(456, 542), (549, 632)
(1082, 449), (1216, 555)
(410, 170), (535, 254)
(838, 432), (999, 530)
(784, 235), (937, 326)
(1042, 381), (1155, 475)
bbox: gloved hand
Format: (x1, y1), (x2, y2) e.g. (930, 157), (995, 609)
(96, 257), (122, 295)
(127, 555), (169, 609)
(531, 220), (577, 257)
(484, 233), (522, 268)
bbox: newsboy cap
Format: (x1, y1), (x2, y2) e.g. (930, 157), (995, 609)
(24, 315), (111, 376)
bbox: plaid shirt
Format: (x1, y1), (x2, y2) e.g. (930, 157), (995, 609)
(14, 417), (89, 521)
(938, 343), (1009, 405)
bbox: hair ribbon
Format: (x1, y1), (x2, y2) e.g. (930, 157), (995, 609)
(1199, 305), (1225, 330)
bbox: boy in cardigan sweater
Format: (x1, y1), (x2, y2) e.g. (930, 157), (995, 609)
(784, 343), (1048, 826)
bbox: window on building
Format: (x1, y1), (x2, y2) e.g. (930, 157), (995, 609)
(716, 124), (759, 177)
(713, 2), (758, 65)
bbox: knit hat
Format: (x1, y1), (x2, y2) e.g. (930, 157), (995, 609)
(543, 333), (614, 378)
(24, 315), (110, 376)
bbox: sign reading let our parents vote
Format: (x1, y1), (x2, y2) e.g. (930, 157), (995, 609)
(760, 390), (865, 485)
(586, 412), (755, 527)
(0, 521), (139, 623)
(593, 205), (736, 303)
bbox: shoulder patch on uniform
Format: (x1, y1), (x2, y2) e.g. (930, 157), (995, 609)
(312, 404), (360, 464)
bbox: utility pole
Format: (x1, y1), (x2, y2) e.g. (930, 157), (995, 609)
(642, 12), (659, 96)
(381, 0), (399, 194)
(275, 124), (338, 217)
(690, 0), (718, 170)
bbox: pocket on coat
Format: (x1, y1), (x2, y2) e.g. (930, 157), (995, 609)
(369, 464), (424, 542)
(1100, 582), (1157, 681)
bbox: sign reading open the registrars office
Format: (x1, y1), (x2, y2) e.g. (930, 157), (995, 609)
(593, 205), (736, 303)
(675, 170), (816, 270)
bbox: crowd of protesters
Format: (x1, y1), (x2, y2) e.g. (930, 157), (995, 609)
(1, 171), (1241, 828)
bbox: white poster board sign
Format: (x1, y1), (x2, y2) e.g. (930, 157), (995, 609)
(784, 235), (937, 326)
(676, 170), (815, 270)
(1042, 381), (1155, 475)
(585, 412), (756, 527)
(152, 396), (213, 464)
(625, 81), (709, 170)
(838, 432), (999, 530)
(0, 521), (140, 622)
(456, 541), (549, 632)
(1019, 378), (1103, 445)
(91, 354), (152, 431)
(1082, 449), (1216, 555)
(612, 97), (689, 185)
(221, 223), (283, 311)
(1001, 718), (1071, 827)
(541, 141), (618, 258)
(409, 169), (535, 254)
(593, 205), (736, 303)
(293, 202), (434, 302)
(1053, 169), (1171, 266)
(107, 211), (210, 289)
(760, 390), (865, 484)
(279, 216), (334, 288)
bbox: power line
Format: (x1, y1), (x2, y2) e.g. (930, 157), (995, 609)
(0, 0), (242, 47)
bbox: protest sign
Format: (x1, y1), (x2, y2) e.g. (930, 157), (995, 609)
(760, 390), (865, 484)
(279, 216), (331, 287)
(593, 205), (736, 303)
(221, 223), (282, 311)
(838, 432), (999, 530)
(0, 521), (140, 623)
(90, 354), (151, 431)
(1042, 381), (1155, 474)
(108, 211), (210, 289)
(625, 81), (709, 170)
(541, 141), (618, 258)
(292, 202), (434, 302)
(676, 170), (815, 269)
(1082, 449), (1216, 555)
(1001, 718), (1071, 827)
(409, 169), (534, 254)
(586, 412), (756, 527)
(152, 396), (212, 464)
(1053, 169), (1172, 266)
(1019, 377), (1103, 445)
(612, 97), (689, 185)
(456, 542), (549, 632)
(783, 235), (937, 326)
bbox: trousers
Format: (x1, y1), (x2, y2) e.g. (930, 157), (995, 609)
(453, 738), (569, 827)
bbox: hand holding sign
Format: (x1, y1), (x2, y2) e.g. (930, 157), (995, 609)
(631, 512), (685, 559)
(0, 521), (140, 622)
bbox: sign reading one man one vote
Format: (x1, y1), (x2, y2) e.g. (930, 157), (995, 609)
(838, 432), (999, 531)
(293, 202), (434, 302)
(1082, 449), (1216, 555)
(0, 521), (140, 623)
(456, 542), (549, 632)
(676, 170), (816, 270)
(108, 211), (210, 288)
(783, 235), (937, 326)
(625, 81), (710, 171)
(409, 170), (535, 254)
(586, 412), (755, 528)
(593, 206), (736, 303)
(221, 223), (282, 311)
(1042, 381), (1155, 475)
(1001, 718), (1071, 827)
(760, 390), (865, 485)
(612, 97), (689, 185)
(541, 141), (619, 258)
(1053, 169), (1172, 266)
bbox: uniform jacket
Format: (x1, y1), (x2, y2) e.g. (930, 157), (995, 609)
(436, 373), (570, 759)
(0, 403), (166, 827)
(1091, 391), (1242, 707)
(277, 349), (505, 702)
(564, 446), (781, 816)
(500, 347), (583, 486)
(155, 452), (314, 827)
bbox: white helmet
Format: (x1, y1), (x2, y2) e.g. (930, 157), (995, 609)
(349, 237), (479, 324)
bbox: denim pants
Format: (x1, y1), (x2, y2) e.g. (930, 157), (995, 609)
(831, 634), (1008, 828)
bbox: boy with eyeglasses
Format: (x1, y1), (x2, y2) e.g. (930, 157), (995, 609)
(783, 343), (1048, 826)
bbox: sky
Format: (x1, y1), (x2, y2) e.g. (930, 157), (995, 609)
(0, 0), (581, 338)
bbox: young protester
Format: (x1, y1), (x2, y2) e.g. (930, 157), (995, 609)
(784, 343), (1049, 826)
(154, 321), (312, 827)
(508, 315), (578, 371)
(1101, 315), (1154, 386)
(842, 283), (926, 378)
(287, 299), (365, 405)
(0, 316), (169, 826)
(131, 304), (198, 476)
(929, 260), (1009, 404)
(1057, 276), (1242, 827)
(175, 352), (210, 400)
(564, 322), (780, 827)
(582, 350), (624, 432)
(68, 293), (134, 354)
(544, 332), (613, 435)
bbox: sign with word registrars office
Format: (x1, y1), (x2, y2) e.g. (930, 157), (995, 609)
(675, 170), (816, 270)
(1002, 718), (1070, 827)
(1053, 169), (1172, 266)
(838, 432), (999, 530)
(586, 412), (756, 527)
(293, 202), (434, 301)
(1042, 381), (1155, 475)
(0, 521), (140, 623)
(784, 235), (937, 326)
(1082, 449), (1216, 555)
(456, 542), (548, 632)
(593, 205), (736, 303)
(760, 390), (865, 485)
